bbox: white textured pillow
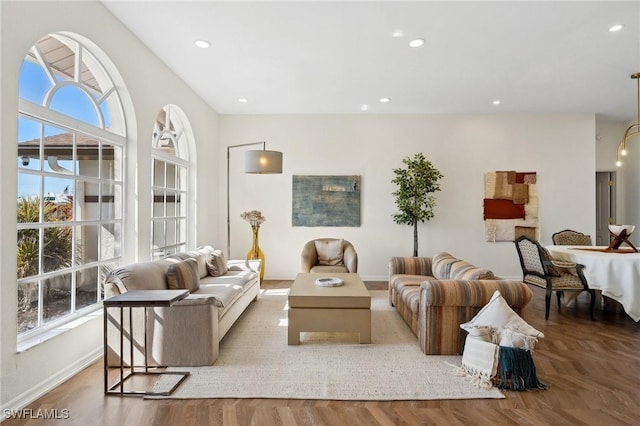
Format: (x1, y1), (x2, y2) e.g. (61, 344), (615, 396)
(461, 290), (544, 342)
(206, 249), (229, 277)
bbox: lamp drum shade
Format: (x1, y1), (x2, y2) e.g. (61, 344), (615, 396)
(244, 150), (283, 174)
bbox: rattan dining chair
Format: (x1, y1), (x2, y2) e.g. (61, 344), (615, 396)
(552, 229), (593, 246)
(514, 235), (596, 320)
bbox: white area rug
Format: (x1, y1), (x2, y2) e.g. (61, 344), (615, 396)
(148, 290), (504, 400)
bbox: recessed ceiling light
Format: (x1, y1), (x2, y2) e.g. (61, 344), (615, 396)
(609, 24), (624, 32)
(379, 97), (390, 103)
(238, 98), (248, 103)
(392, 29), (405, 38)
(360, 104), (369, 111)
(409, 39), (425, 48)
(195, 39), (211, 49)
(492, 99), (501, 105)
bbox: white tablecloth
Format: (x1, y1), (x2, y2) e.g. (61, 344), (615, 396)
(546, 245), (640, 321)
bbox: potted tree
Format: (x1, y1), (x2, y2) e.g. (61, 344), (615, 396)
(391, 153), (443, 256)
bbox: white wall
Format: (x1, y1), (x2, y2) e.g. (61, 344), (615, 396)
(221, 113), (597, 281)
(1, 1), (220, 412)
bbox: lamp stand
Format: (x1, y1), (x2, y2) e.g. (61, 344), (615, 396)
(226, 141), (283, 258)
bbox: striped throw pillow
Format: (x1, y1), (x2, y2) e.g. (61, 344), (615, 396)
(167, 258), (200, 292)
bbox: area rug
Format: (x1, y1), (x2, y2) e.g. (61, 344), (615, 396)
(148, 290), (504, 400)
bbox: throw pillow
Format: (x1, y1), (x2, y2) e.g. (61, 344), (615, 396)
(431, 252), (460, 280)
(166, 258), (200, 292)
(449, 260), (495, 280)
(541, 247), (561, 277)
(206, 249), (229, 277)
(315, 239), (344, 266)
(460, 290), (544, 342)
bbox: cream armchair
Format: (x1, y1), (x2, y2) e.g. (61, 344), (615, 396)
(301, 238), (358, 273)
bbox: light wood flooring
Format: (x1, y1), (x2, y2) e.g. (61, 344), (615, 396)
(4, 280), (640, 426)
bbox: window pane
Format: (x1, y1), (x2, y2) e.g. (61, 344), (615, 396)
(43, 126), (74, 175)
(166, 163), (176, 189)
(152, 220), (165, 251)
(17, 228), (40, 279)
(19, 59), (52, 105)
(18, 173), (41, 202)
(17, 192), (41, 224)
(43, 273), (72, 323)
(165, 219), (177, 246)
(43, 226), (72, 273)
(166, 191), (177, 217)
(101, 223), (121, 260)
(153, 159), (165, 188)
(50, 85), (99, 126)
(102, 142), (122, 181)
(77, 181), (100, 221)
(152, 189), (164, 219)
(77, 135), (100, 178)
(75, 225), (99, 265)
(177, 191), (186, 217)
(76, 267), (98, 310)
(101, 183), (120, 220)
(177, 219), (186, 245)
(43, 177), (73, 222)
(17, 280), (40, 333)
(18, 117), (42, 171)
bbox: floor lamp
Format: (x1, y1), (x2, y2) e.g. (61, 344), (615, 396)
(227, 141), (283, 257)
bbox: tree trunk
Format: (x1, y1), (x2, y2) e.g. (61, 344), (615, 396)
(413, 220), (419, 256)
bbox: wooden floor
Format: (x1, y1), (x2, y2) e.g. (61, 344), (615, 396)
(5, 280), (640, 426)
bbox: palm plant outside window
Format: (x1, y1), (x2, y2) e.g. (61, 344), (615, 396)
(16, 34), (125, 338)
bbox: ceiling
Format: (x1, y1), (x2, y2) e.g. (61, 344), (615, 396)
(101, 1), (640, 120)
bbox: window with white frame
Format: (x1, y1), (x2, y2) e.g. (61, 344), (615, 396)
(151, 106), (189, 259)
(17, 34), (125, 337)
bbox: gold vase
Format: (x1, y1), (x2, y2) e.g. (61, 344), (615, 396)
(246, 225), (265, 282)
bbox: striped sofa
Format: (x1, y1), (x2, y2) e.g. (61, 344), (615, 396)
(388, 252), (533, 355)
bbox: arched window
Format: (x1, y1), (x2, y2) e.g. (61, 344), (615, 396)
(17, 34), (126, 338)
(151, 105), (192, 259)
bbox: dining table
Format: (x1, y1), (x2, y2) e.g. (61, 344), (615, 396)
(545, 245), (640, 321)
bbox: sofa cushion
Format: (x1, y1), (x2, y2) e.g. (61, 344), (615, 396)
(310, 265), (349, 273)
(206, 249), (229, 277)
(449, 260), (495, 280)
(186, 246), (214, 279)
(167, 258), (200, 292)
(431, 252), (460, 280)
(315, 239), (344, 266)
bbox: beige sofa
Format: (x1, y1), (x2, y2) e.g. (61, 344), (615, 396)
(103, 246), (260, 366)
(389, 252), (533, 355)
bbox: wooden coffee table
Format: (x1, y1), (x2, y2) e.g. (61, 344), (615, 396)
(288, 273), (371, 344)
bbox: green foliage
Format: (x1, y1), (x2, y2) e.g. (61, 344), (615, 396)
(391, 153), (443, 255)
(16, 197), (73, 279)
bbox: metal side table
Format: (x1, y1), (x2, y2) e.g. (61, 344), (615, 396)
(103, 289), (190, 396)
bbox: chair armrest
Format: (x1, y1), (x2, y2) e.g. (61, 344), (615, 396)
(343, 242), (358, 273)
(301, 240), (318, 273)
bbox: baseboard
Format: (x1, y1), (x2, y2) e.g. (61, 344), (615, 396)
(1, 347), (102, 421)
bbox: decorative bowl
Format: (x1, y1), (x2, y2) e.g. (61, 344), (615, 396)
(608, 224), (635, 236)
(315, 277), (344, 287)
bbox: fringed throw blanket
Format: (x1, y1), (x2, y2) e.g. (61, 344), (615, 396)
(457, 337), (499, 390)
(493, 346), (548, 391)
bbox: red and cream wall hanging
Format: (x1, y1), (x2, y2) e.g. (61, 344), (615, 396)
(484, 171), (538, 242)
